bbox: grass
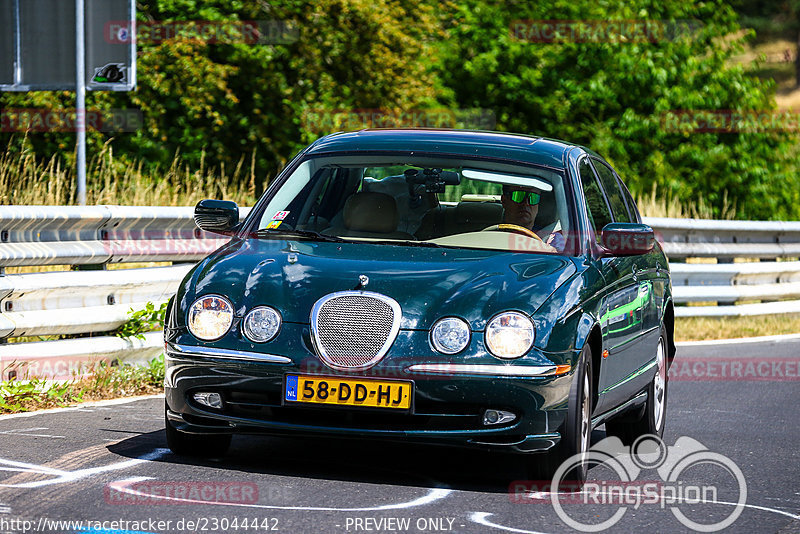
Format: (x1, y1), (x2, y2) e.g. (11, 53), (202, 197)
(0, 355), (164, 414)
(675, 313), (800, 341)
(2, 143), (739, 219)
(730, 37), (800, 111)
(634, 184), (737, 220)
(0, 142), (261, 206)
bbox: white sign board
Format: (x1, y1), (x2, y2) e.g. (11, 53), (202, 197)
(0, 0), (136, 91)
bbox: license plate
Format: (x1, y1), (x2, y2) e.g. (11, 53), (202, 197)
(284, 375), (412, 410)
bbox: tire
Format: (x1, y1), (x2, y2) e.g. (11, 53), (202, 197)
(605, 326), (668, 445)
(527, 342), (593, 483)
(165, 404), (232, 457)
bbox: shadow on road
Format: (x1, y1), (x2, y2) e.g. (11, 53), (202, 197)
(106, 427), (608, 494)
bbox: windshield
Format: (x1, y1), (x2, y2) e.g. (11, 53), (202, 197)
(248, 154), (575, 256)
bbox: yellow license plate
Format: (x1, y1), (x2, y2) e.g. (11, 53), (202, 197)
(284, 375), (412, 410)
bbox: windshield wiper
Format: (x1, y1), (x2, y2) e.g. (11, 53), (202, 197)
(252, 228), (346, 243)
(368, 239), (445, 249)
(253, 229), (447, 248)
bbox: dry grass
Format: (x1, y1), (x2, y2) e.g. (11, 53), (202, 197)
(675, 313), (800, 341)
(775, 88), (800, 110)
(635, 184), (737, 220)
(731, 38), (796, 68)
(0, 143), (263, 207)
(730, 38), (800, 110)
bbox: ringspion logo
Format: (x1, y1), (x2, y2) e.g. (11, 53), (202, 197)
(510, 435), (747, 532)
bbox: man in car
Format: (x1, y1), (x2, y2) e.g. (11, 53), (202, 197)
(501, 185), (565, 251)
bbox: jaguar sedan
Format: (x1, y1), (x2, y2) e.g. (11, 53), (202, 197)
(164, 129), (674, 481)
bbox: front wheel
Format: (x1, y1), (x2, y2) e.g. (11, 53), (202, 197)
(605, 326), (668, 444)
(165, 404), (232, 457)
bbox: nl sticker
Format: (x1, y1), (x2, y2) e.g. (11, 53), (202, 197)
(266, 220), (282, 229)
(272, 211), (290, 220)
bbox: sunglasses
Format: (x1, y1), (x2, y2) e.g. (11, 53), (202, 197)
(509, 190), (541, 206)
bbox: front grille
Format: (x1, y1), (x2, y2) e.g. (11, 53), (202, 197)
(310, 291), (401, 370)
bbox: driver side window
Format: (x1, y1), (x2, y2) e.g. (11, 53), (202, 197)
(579, 158), (613, 246)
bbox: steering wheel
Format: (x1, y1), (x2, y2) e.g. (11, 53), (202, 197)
(482, 224), (544, 242)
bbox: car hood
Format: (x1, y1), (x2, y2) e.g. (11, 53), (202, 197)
(189, 238), (577, 330)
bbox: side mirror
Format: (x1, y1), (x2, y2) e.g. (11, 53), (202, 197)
(194, 199), (240, 234)
(601, 223), (655, 256)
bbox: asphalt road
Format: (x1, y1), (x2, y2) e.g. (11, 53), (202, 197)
(0, 337), (798, 534)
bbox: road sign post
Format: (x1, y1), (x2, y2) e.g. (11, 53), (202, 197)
(76, 0), (87, 205)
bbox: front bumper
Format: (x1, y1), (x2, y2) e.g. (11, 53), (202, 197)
(164, 331), (576, 454)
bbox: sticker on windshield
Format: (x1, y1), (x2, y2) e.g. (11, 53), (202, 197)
(266, 220), (282, 229)
(272, 211), (290, 220)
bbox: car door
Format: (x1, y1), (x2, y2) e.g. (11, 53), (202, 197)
(613, 169), (663, 355)
(579, 157), (650, 412)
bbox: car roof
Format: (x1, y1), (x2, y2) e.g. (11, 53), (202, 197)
(305, 129), (590, 169)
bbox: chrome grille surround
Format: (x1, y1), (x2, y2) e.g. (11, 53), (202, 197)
(310, 291), (402, 371)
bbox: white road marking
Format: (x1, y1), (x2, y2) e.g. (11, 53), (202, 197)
(677, 333), (800, 346)
(0, 394), (164, 421)
(108, 475), (452, 512)
(0, 427), (65, 439)
(473, 490), (800, 533)
(0, 448), (166, 488)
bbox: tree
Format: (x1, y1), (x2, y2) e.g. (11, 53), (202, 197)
(436, 0), (800, 220)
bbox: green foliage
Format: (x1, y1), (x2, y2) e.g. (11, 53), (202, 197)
(86, 355), (165, 395)
(115, 302), (168, 341)
(0, 354), (165, 413)
(732, 0), (799, 42)
(437, 0), (800, 220)
(0, 375), (82, 412)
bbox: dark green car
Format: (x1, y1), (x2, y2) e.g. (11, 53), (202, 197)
(164, 129), (674, 480)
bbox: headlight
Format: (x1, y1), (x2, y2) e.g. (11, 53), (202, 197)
(485, 311), (534, 359)
(243, 306), (282, 343)
(187, 295), (234, 341)
(430, 317), (471, 354)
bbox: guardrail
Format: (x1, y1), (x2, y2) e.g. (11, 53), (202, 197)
(0, 206), (247, 380)
(0, 207), (797, 379)
(644, 217), (800, 317)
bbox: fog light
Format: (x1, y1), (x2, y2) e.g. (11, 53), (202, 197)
(483, 409), (516, 426)
(193, 392), (223, 409)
